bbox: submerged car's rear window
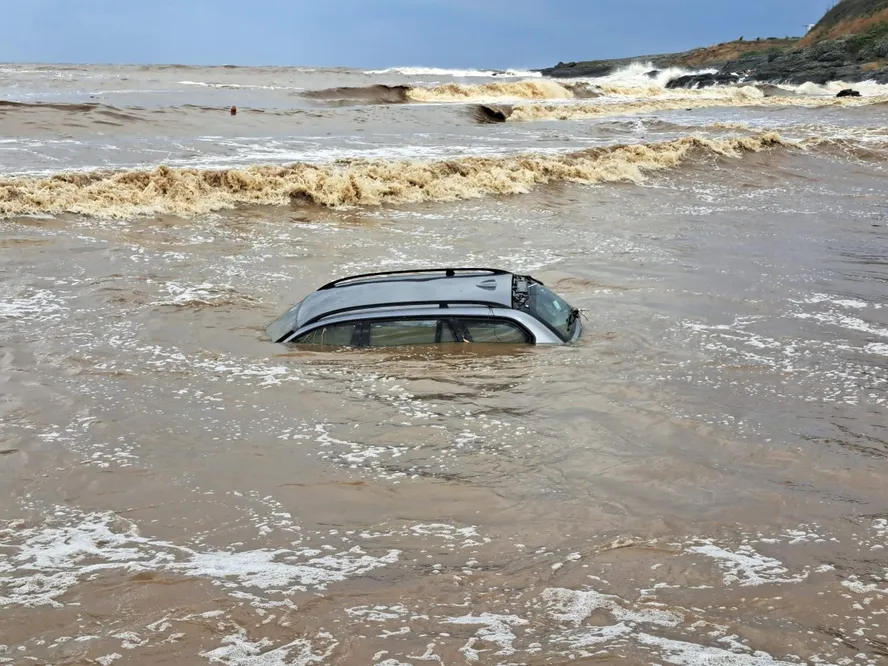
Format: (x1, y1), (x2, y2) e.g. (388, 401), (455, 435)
(526, 283), (576, 341)
(295, 323), (357, 345)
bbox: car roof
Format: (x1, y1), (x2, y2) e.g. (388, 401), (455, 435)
(294, 268), (516, 329)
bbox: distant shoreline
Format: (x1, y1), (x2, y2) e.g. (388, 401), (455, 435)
(537, 32), (888, 86)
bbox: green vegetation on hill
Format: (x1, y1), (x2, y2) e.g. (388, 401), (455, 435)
(803, 0), (888, 46)
(844, 21), (888, 55)
(813, 0), (888, 33)
(801, 0), (888, 66)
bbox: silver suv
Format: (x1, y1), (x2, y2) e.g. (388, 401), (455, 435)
(267, 268), (582, 347)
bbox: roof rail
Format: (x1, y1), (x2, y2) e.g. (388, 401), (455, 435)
(318, 267), (510, 290)
(302, 299), (504, 327)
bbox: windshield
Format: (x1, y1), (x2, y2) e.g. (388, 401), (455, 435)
(526, 283), (577, 341)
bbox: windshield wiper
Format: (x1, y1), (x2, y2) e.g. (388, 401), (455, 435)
(566, 307), (580, 329)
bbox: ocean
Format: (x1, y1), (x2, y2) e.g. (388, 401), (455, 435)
(1, 62), (887, 665)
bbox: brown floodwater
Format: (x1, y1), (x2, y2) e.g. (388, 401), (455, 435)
(1, 63), (887, 666)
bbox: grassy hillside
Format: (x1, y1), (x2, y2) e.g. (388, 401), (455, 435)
(803, 0), (888, 43)
(669, 39), (797, 68)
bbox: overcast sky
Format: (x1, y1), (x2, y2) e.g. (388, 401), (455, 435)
(0, 0), (828, 68)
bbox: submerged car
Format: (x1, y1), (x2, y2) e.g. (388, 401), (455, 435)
(267, 267), (581, 347)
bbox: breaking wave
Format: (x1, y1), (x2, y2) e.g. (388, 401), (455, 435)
(472, 104), (515, 123)
(178, 80), (302, 91)
(755, 84), (800, 98)
(303, 80), (578, 105)
(301, 84), (413, 104)
(805, 136), (888, 162)
(790, 80), (888, 97)
(474, 92), (888, 122)
(587, 81), (795, 98)
(0, 133), (792, 220)
(586, 62), (719, 90)
(406, 80), (575, 102)
(301, 78), (888, 109)
(556, 61), (888, 99)
(365, 66), (542, 78)
(591, 83), (673, 97)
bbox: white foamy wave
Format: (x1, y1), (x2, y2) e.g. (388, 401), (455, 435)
(0, 289), (69, 322)
(201, 629), (336, 666)
(0, 133), (792, 219)
(149, 281), (258, 308)
(541, 587), (683, 626)
(0, 505), (400, 609)
(793, 292), (882, 309)
(789, 79), (888, 97)
(571, 61), (888, 99)
(177, 80), (301, 91)
(685, 540), (810, 586)
(365, 66), (542, 78)
(179, 80), (241, 89)
(586, 61), (718, 91)
(7, 514), (886, 664)
(637, 634), (801, 666)
(793, 311), (888, 338)
(445, 613), (528, 659)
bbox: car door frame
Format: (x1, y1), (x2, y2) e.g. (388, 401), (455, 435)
(446, 315), (535, 344)
(291, 312), (537, 347)
(354, 314), (535, 346)
(354, 316), (459, 347)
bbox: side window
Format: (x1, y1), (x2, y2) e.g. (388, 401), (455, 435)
(456, 318), (529, 343)
(294, 323), (357, 345)
(368, 319), (454, 347)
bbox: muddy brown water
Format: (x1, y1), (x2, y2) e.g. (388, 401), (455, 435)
(1, 64), (887, 665)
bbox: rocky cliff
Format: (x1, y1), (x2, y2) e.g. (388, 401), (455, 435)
(540, 0), (888, 86)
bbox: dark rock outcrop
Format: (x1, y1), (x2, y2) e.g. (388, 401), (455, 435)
(538, 53), (678, 79)
(540, 61), (617, 78)
(836, 87), (862, 96)
(713, 33), (888, 85)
